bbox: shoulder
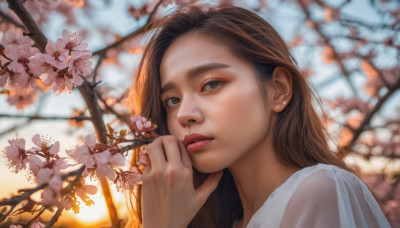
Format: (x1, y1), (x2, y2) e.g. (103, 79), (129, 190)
(284, 164), (341, 214)
(280, 164), (389, 228)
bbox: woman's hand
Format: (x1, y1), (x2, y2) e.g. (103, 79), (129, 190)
(141, 135), (223, 228)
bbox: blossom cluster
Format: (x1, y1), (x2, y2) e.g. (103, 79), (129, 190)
(0, 29), (92, 109)
(4, 134), (97, 209)
(2, 115), (157, 227)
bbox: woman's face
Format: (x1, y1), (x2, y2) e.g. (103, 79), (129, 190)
(160, 32), (273, 173)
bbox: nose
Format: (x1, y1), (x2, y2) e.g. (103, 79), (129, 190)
(176, 95), (204, 127)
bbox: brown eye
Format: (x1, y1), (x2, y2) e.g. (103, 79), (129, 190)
(201, 80), (224, 92)
(165, 97), (180, 108)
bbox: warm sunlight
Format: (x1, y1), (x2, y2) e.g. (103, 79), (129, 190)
(72, 199), (108, 224)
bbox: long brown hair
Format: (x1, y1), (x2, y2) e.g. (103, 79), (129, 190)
(128, 4), (348, 228)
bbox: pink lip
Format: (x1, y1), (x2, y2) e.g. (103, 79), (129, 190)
(184, 133), (214, 153)
(186, 139), (213, 153)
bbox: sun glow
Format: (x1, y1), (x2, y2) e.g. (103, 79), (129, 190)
(72, 200), (108, 224)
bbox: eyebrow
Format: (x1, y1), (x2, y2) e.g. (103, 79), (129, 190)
(161, 62), (230, 94)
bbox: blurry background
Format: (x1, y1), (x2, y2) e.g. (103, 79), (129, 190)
(0, 0), (399, 227)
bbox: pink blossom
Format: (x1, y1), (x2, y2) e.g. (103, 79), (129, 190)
(94, 149), (111, 164)
(28, 155), (44, 175)
(10, 224), (23, 228)
(6, 89), (37, 110)
(29, 53), (58, 84)
(68, 50), (92, 84)
(5, 44), (40, 89)
(48, 71), (76, 94)
(0, 31), (32, 47)
(5, 138), (28, 173)
(130, 115), (152, 132)
(83, 184), (98, 195)
(37, 168), (53, 185)
(114, 167), (143, 191)
(31, 134), (60, 155)
(41, 186), (58, 206)
(94, 150), (125, 181)
(31, 220), (45, 228)
(55, 2), (76, 24)
(23, 0), (62, 25)
(59, 29), (88, 54)
(110, 153), (125, 167)
(96, 164), (116, 181)
(67, 134), (97, 175)
(45, 40), (69, 68)
(37, 168), (62, 192)
(75, 178), (98, 198)
(0, 68), (21, 88)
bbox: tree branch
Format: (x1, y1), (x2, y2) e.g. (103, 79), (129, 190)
(6, 0), (47, 52)
(343, 76), (400, 156)
(297, 0), (359, 98)
(0, 166), (85, 223)
(44, 206), (64, 228)
(0, 113), (91, 121)
(92, 0), (164, 56)
(0, 8), (24, 29)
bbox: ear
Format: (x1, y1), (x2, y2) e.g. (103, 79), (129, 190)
(268, 67), (293, 112)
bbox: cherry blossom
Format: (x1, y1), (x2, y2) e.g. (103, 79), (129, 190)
(5, 44), (40, 89)
(44, 40), (69, 69)
(0, 68), (21, 88)
(28, 155), (44, 175)
(4, 138), (28, 173)
(23, 0), (63, 25)
(132, 116), (151, 131)
(68, 50), (92, 83)
(0, 31), (33, 47)
(67, 134), (97, 175)
(6, 88), (37, 110)
(114, 167), (143, 191)
(59, 29), (88, 54)
(94, 150), (125, 181)
(30, 220), (45, 228)
(9, 224), (23, 228)
(31, 134), (60, 156)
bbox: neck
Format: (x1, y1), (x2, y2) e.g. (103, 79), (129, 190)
(229, 135), (299, 227)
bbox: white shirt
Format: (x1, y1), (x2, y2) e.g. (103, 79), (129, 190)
(235, 164), (390, 228)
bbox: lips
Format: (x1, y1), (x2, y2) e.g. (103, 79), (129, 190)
(184, 133), (214, 153)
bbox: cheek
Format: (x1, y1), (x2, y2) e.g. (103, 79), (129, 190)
(210, 83), (270, 144)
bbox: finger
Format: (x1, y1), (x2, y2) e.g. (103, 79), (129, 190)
(161, 136), (182, 167)
(195, 171), (223, 206)
(146, 138), (167, 169)
(178, 140), (192, 168)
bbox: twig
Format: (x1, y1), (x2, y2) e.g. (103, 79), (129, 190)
(296, 0), (359, 98)
(0, 166), (85, 223)
(92, 54), (105, 85)
(343, 77), (400, 156)
(26, 206), (46, 227)
(44, 206), (64, 228)
(92, 25), (147, 56)
(0, 8), (24, 29)
(0, 113), (91, 121)
(6, 0), (48, 53)
(91, 0), (163, 56)
(95, 89), (128, 121)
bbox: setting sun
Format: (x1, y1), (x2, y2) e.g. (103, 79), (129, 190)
(73, 203), (108, 223)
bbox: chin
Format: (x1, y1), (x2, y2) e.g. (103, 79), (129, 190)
(190, 153), (228, 173)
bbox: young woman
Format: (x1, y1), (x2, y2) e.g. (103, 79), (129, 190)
(129, 4), (390, 228)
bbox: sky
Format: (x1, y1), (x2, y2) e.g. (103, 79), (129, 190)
(0, 0), (399, 226)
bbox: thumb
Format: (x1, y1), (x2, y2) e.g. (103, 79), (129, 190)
(195, 170), (223, 206)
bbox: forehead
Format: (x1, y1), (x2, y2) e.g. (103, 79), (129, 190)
(159, 32), (249, 84)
